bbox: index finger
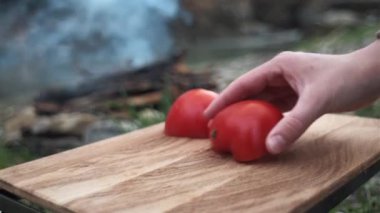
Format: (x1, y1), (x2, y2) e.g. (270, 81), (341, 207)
(204, 61), (276, 118)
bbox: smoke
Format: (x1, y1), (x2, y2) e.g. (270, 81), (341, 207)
(0, 0), (184, 97)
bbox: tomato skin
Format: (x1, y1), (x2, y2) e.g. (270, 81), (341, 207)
(165, 89), (218, 138)
(210, 100), (283, 162)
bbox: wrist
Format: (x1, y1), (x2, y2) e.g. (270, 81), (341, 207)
(348, 40), (380, 94)
(352, 40), (380, 72)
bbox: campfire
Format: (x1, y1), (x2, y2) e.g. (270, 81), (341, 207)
(34, 53), (216, 115)
(4, 53), (217, 156)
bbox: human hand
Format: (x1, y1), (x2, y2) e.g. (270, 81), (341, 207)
(205, 41), (380, 154)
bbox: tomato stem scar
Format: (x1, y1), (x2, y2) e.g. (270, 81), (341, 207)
(211, 129), (217, 139)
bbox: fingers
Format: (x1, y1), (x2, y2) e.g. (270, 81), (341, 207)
(266, 93), (324, 154)
(204, 61), (276, 119)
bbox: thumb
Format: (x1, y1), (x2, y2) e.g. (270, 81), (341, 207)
(266, 95), (323, 154)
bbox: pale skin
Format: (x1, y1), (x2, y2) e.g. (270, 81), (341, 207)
(204, 40), (380, 154)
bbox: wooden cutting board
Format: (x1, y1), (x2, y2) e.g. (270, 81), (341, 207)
(0, 114), (380, 213)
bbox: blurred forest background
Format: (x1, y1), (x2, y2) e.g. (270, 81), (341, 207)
(0, 0), (380, 212)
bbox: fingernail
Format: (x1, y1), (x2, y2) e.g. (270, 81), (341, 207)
(267, 135), (287, 154)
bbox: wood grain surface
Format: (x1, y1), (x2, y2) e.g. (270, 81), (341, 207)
(0, 114), (379, 213)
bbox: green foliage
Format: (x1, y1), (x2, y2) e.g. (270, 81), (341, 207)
(107, 101), (125, 111)
(0, 144), (35, 169)
(296, 24), (380, 53)
(128, 85), (172, 129)
(355, 102), (380, 118)
(330, 174), (380, 213)
(159, 86), (174, 115)
(134, 109), (165, 128)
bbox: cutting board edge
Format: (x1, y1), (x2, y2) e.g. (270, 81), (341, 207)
(0, 179), (72, 213)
